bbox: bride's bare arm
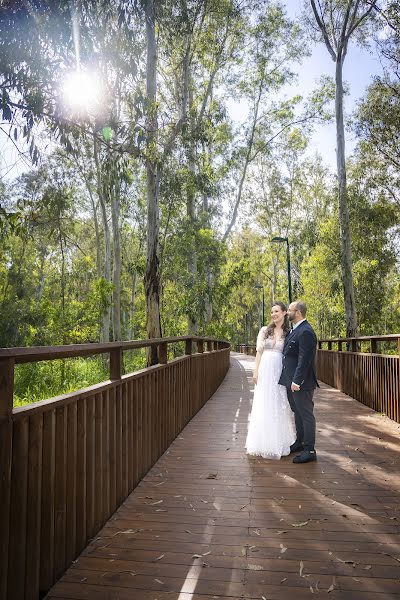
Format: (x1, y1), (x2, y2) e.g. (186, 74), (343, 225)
(253, 350), (262, 384)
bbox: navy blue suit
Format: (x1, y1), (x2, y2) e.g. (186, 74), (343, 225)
(279, 320), (318, 451)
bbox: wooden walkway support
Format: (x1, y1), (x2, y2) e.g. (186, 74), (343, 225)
(0, 336), (230, 600)
(47, 353), (400, 600)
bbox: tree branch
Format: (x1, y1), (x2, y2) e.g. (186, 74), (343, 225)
(310, 0), (337, 61)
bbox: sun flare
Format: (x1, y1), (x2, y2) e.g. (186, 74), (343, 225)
(61, 71), (102, 114)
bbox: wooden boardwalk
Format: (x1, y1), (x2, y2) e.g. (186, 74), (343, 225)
(46, 353), (400, 600)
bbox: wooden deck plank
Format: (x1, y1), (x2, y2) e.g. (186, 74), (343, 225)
(46, 353), (400, 600)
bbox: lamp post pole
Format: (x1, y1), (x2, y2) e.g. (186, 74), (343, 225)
(255, 285), (265, 327)
(271, 236), (292, 305)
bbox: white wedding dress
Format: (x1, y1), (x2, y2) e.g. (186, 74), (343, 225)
(245, 327), (296, 460)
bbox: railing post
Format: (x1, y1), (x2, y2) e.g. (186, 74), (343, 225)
(0, 357), (14, 419)
(196, 340), (204, 354)
(185, 339), (192, 356)
(351, 339), (358, 352)
(158, 342), (168, 365)
(207, 340), (213, 352)
(0, 357), (14, 600)
(110, 347), (122, 380)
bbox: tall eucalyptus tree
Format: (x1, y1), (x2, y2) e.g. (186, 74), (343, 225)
(308, 0), (377, 337)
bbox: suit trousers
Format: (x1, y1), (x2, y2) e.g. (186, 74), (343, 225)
(286, 388), (316, 451)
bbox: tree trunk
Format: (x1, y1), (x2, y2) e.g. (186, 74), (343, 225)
(94, 137), (111, 343)
(111, 186), (121, 341)
(144, 0), (162, 365)
(127, 270), (137, 341)
(187, 80), (198, 335)
(335, 58), (358, 338)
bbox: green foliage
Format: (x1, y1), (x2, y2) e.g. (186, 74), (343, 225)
(0, 0), (399, 408)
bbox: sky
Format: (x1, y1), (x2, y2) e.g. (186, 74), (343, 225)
(0, 0), (385, 181)
(281, 0), (384, 170)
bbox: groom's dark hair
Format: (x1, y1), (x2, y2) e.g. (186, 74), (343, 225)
(295, 301), (307, 317)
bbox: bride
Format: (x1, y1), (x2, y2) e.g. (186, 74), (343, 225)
(245, 301), (296, 460)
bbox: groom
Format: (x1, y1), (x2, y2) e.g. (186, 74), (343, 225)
(279, 301), (319, 463)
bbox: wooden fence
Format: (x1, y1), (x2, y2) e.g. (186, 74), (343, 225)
(0, 336), (230, 600)
(317, 335), (400, 424)
(235, 335), (400, 424)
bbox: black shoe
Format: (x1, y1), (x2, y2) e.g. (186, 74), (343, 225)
(293, 450), (317, 464)
(290, 441), (304, 454)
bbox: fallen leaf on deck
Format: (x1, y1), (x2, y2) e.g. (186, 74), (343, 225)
(310, 586), (314, 593)
(192, 554), (202, 559)
(280, 577), (287, 583)
(112, 529), (137, 536)
(299, 561), (304, 577)
(154, 578), (164, 584)
(363, 565), (372, 570)
(327, 577), (336, 593)
(154, 554), (165, 561)
(291, 520), (310, 528)
(151, 500), (163, 505)
(280, 544), (287, 554)
(156, 509), (167, 512)
(206, 473), (217, 479)
(352, 577), (361, 582)
(202, 561), (209, 567)
(201, 500), (208, 504)
(382, 553), (400, 562)
(241, 547), (247, 555)
(253, 529), (261, 535)
(240, 504), (248, 510)
(185, 530), (193, 534)
(276, 530), (288, 535)
(203, 551), (211, 556)
(248, 564), (263, 570)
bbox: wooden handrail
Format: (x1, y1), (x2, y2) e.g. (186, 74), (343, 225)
(319, 334), (400, 344)
(0, 335), (228, 363)
(318, 334), (400, 355)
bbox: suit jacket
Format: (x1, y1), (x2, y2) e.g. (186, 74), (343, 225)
(278, 320), (319, 390)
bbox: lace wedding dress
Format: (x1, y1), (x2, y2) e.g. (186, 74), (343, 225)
(245, 327), (296, 460)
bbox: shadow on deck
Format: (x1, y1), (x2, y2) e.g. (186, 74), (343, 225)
(46, 353), (400, 600)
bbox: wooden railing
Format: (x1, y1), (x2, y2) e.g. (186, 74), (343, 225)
(317, 335), (400, 424)
(235, 344), (256, 356)
(235, 336), (400, 424)
(0, 336), (230, 600)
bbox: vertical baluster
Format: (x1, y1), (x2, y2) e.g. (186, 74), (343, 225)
(0, 357), (14, 600)
(24, 414), (43, 599)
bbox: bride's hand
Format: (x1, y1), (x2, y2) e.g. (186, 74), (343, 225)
(253, 372), (258, 384)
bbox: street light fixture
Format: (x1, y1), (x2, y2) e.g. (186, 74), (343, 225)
(271, 236), (292, 305)
(255, 284), (265, 327)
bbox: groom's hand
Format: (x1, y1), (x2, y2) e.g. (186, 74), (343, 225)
(291, 382), (300, 392)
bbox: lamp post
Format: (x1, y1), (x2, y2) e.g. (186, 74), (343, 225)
(255, 284), (265, 327)
(271, 236), (292, 305)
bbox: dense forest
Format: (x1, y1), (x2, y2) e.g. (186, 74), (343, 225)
(1, 0), (399, 402)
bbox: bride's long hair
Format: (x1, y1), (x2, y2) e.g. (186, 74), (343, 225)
(264, 301), (290, 338)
